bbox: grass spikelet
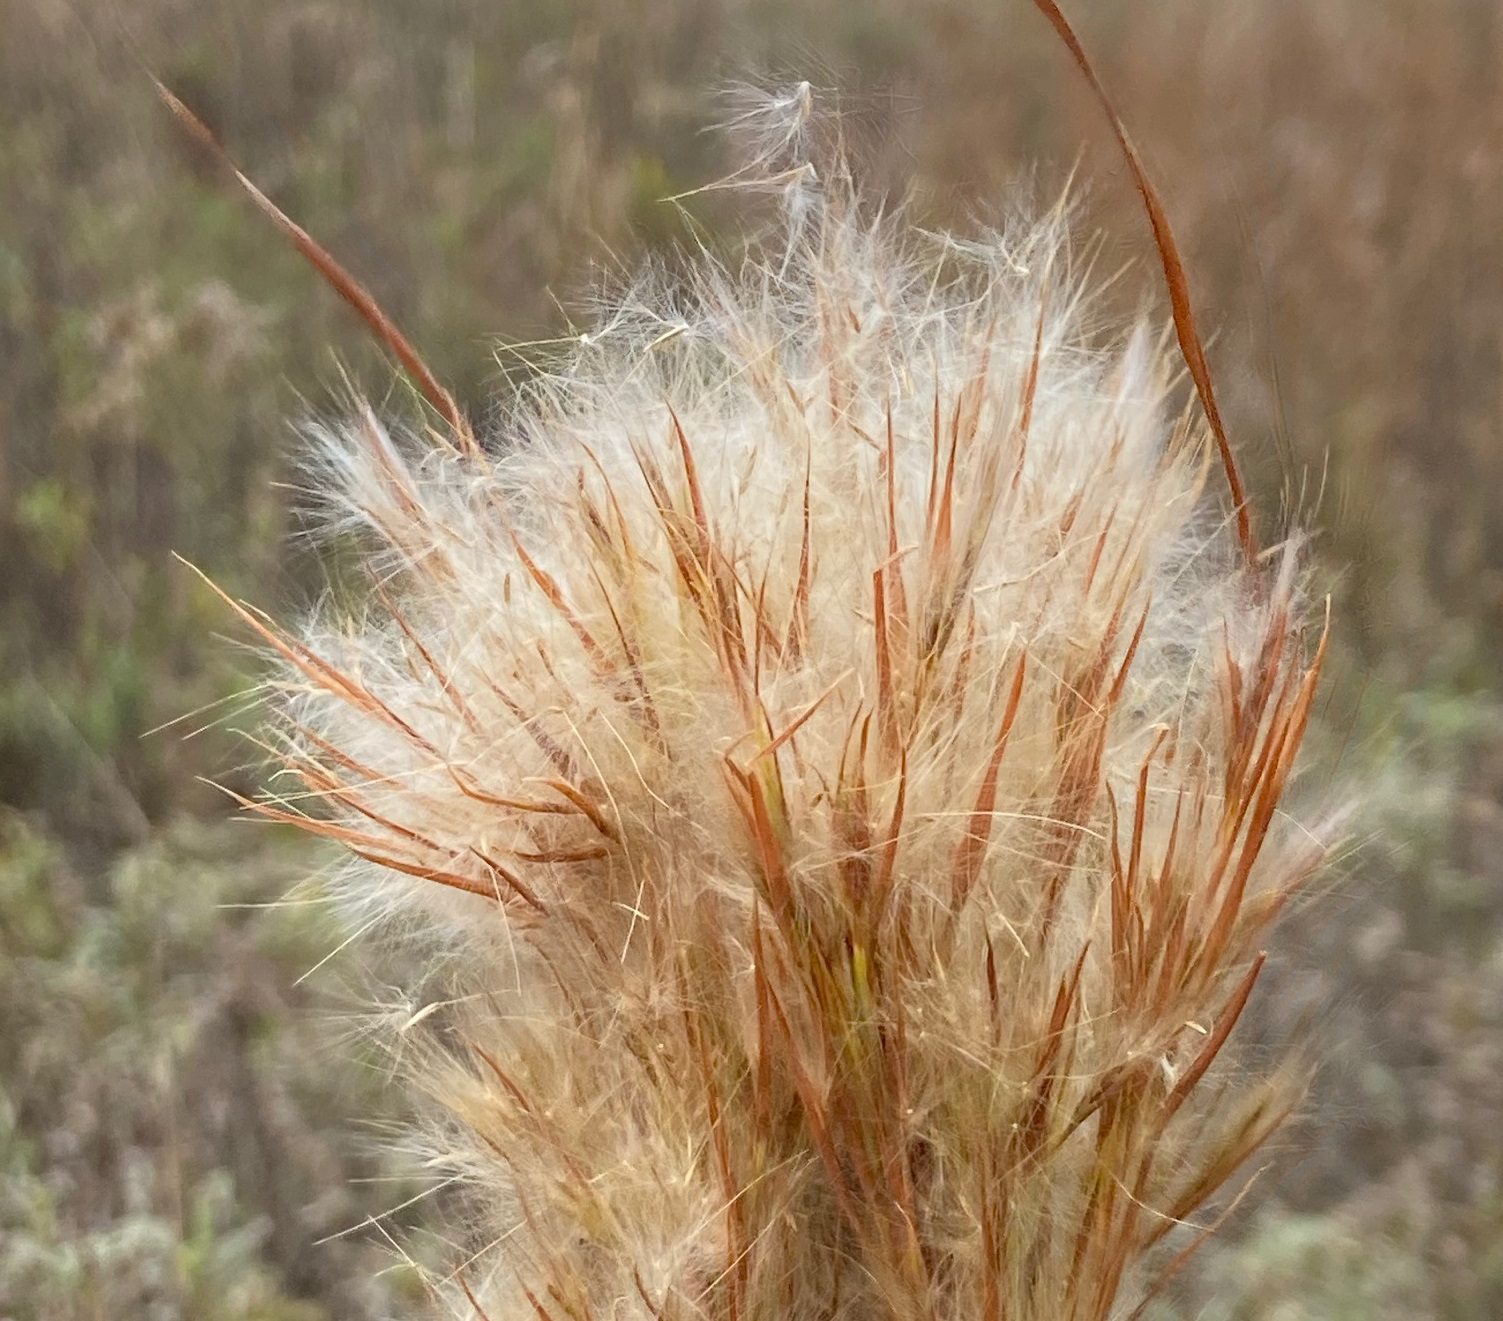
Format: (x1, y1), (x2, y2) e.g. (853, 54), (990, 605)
(204, 77), (1331, 1321)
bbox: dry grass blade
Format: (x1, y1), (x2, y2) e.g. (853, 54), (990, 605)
(1026, 0), (1256, 562)
(153, 78), (478, 456)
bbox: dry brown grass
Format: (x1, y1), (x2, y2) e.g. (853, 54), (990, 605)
(8, 0), (1501, 1316)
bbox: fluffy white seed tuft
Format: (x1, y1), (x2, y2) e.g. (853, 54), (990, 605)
(247, 109), (1328, 1320)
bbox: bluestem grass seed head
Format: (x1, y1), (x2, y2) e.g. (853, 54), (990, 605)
(198, 73), (1330, 1321)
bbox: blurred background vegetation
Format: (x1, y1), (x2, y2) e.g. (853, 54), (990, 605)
(2, 0), (1501, 1316)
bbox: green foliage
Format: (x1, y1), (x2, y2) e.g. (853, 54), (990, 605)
(0, 815), (422, 1320)
(1145, 1212), (1428, 1321)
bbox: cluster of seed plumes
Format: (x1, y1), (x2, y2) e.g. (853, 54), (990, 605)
(205, 91), (1329, 1321)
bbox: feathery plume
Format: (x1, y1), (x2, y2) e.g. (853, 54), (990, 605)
(199, 73), (1330, 1321)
